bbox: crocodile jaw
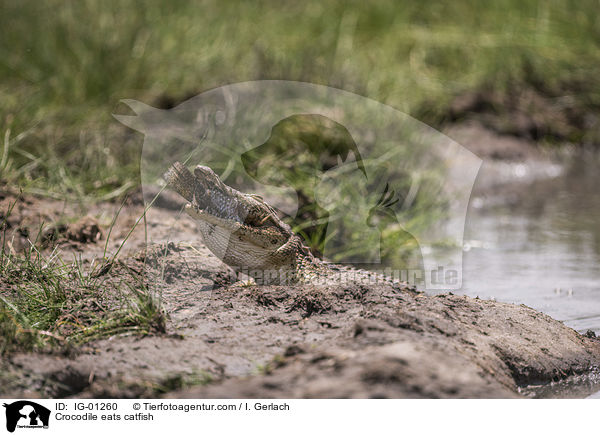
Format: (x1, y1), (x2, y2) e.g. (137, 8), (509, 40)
(164, 163), (297, 274)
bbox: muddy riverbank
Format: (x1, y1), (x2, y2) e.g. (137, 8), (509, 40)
(2, 122), (600, 398)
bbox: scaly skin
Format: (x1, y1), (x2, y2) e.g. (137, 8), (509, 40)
(163, 162), (413, 290)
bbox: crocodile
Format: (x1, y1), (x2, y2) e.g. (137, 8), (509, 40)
(163, 162), (413, 290)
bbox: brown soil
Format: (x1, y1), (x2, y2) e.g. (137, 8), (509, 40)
(446, 86), (600, 145)
(2, 180), (600, 399)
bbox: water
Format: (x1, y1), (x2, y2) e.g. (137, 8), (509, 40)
(520, 368), (600, 399)
(459, 151), (600, 335)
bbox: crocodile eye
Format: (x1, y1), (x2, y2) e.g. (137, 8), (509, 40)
(271, 239), (278, 244)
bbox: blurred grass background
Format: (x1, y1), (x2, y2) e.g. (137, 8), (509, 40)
(1, 0), (600, 197)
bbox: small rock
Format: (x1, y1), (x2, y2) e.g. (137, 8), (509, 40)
(284, 344), (306, 357)
(66, 216), (102, 243)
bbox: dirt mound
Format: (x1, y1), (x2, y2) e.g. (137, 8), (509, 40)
(447, 86), (599, 144)
(2, 192), (600, 398)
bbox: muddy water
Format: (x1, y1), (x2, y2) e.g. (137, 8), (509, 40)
(458, 151), (600, 335)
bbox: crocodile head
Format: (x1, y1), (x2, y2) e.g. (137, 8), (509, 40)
(163, 162), (308, 279)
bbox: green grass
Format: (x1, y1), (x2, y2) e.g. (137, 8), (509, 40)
(0, 233), (166, 355)
(2, 0), (600, 198)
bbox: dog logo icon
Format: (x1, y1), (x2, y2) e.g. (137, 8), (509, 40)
(3, 401), (50, 433)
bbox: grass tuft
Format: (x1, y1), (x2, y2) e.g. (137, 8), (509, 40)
(0, 203), (167, 355)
